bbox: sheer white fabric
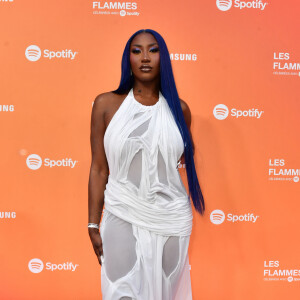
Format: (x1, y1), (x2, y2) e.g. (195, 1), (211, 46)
(100, 88), (193, 299)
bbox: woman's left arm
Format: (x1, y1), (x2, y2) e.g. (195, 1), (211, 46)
(177, 99), (195, 168)
(180, 99), (195, 153)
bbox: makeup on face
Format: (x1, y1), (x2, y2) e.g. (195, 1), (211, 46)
(131, 43), (160, 54)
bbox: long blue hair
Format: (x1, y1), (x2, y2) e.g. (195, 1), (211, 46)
(112, 29), (205, 215)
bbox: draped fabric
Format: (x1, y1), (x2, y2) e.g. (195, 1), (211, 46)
(100, 88), (193, 299)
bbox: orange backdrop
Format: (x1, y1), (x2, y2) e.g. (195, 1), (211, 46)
(0, 0), (299, 299)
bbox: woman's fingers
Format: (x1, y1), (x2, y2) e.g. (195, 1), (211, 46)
(94, 242), (103, 266)
(93, 245), (102, 266)
(89, 230), (103, 266)
(97, 254), (102, 266)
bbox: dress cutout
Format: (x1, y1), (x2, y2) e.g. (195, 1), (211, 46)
(100, 88), (193, 300)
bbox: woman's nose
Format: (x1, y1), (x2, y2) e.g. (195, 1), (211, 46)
(142, 51), (150, 61)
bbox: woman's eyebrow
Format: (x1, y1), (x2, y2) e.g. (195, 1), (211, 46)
(132, 43), (158, 47)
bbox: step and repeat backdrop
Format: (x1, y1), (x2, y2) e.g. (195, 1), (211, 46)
(0, 0), (299, 299)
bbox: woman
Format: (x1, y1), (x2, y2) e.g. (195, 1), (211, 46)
(88, 29), (205, 300)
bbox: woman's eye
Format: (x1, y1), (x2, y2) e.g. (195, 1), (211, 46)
(132, 49), (141, 54)
(131, 47), (159, 54)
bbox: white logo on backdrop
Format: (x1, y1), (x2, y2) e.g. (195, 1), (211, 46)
(264, 260), (300, 282)
(213, 104), (264, 119)
(26, 154), (43, 170)
(26, 154), (78, 170)
(28, 258), (44, 273)
(25, 45), (42, 62)
(28, 258), (79, 273)
(25, 45), (78, 61)
(268, 158), (300, 182)
(273, 52), (300, 77)
(210, 209), (259, 224)
(210, 209), (226, 224)
(213, 104), (229, 120)
(217, 0), (268, 11)
(0, 105), (14, 112)
(0, 212), (16, 218)
(169, 53), (197, 61)
(92, 1), (139, 16)
(216, 0), (232, 11)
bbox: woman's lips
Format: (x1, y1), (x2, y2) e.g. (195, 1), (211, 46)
(140, 67), (152, 72)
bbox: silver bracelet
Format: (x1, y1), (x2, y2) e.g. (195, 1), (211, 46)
(88, 223), (99, 229)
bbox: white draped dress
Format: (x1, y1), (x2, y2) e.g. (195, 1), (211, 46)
(100, 88), (193, 300)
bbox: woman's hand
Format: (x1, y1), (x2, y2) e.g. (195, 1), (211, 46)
(88, 228), (103, 266)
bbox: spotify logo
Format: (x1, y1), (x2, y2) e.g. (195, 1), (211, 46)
(25, 45), (42, 62)
(213, 104), (229, 120)
(26, 154), (78, 170)
(120, 10), (126, 16)
(26, 154), (42, 170)
(28, 258), (44, 273)
(25, 45), (78, 61)
(210, 209), (259, 224)
(216, 0), (232, 11)
(236, 1), (268, 10)
(217, 0), (268, 11)
(28, 258), (79, 273)
(213, 104), (264, 119)
(210, 209), (226, 225)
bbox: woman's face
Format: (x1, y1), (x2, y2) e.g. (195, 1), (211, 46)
(129, 32), (160, 82)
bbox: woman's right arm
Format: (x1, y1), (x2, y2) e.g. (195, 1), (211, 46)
(88, 93), (109, 265)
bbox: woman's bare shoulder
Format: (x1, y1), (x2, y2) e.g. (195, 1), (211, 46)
(93, 91), (128, 113)
(93, 91), (122, 106)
